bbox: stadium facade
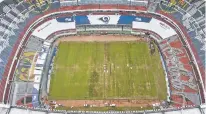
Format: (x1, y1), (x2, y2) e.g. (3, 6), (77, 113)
(0, 0), (205, 113)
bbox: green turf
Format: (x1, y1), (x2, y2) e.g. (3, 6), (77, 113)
(56, 106), (153, 111)
(49, 42), (167, 100)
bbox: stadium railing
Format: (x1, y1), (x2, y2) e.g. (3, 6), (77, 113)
(0, 0), (204, 107)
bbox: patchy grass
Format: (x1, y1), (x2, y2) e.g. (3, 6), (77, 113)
(49, 42), (167, 100)
(56, 106), (153, 111)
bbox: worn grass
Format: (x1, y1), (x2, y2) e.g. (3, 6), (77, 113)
(56, 106), (153, 111)
(49, 42), (167, 100)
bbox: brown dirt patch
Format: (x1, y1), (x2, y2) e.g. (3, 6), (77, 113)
(54, 35), (147, 45)
(55, 99), (161, 107)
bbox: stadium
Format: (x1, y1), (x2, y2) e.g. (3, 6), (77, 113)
(0, 0), (205, 113)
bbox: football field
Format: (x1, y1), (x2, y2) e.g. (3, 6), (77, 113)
(49, 41), (167, 101)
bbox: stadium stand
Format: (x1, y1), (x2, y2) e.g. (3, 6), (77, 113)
(0, 0), (204, 113)
(159, 34), (201, 106)
(0, 103), (204, 114)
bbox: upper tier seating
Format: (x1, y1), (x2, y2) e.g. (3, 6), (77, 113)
(0, 0), (204, 105)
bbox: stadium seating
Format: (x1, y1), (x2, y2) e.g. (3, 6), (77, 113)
(159, 35), (201, 106)
(0, 0), (204, 113)
(0, 104), (204, 114)
(60, 0), (148, 7)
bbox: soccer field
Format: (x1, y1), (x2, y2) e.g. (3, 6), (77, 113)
(49, 41), (167, 100)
